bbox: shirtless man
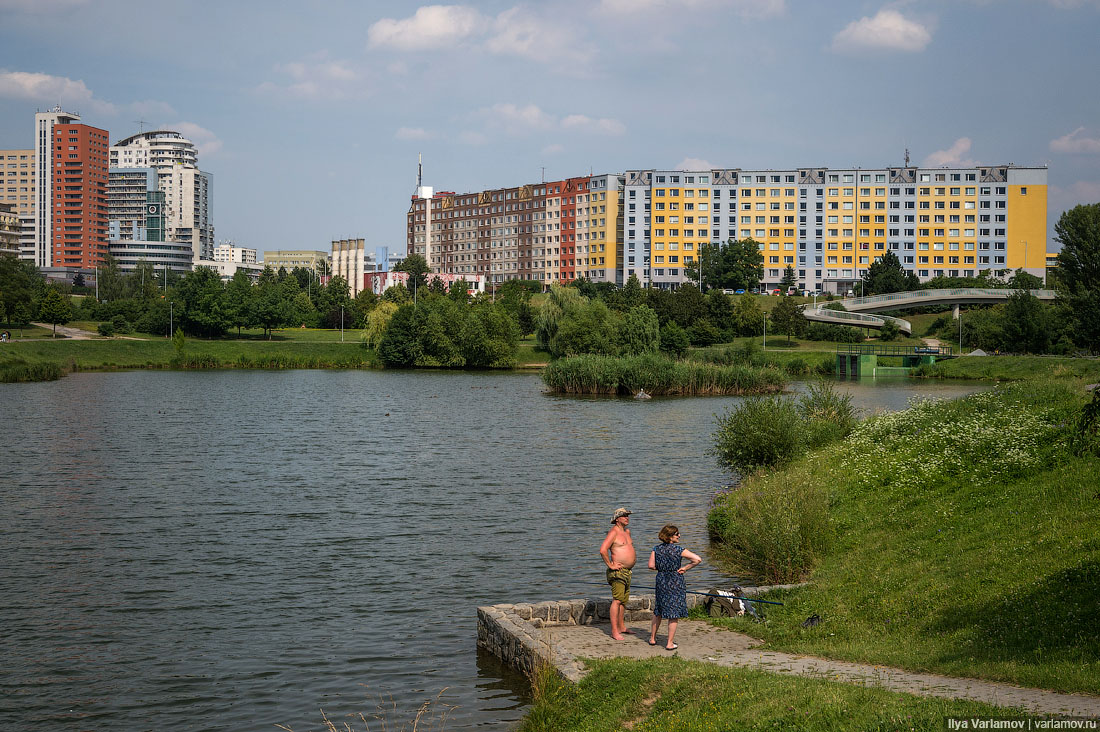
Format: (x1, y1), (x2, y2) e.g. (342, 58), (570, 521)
(599, 507), (636, 640)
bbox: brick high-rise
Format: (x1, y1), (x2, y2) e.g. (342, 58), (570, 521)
(34, 107), (109, 269)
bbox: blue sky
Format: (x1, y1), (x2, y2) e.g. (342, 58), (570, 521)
(1, 0), (1097, 255)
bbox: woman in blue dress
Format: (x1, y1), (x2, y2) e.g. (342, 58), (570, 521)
(647, 524), (702, 650)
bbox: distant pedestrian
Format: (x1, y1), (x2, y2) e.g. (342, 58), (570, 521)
(0, 330), (9, 342)
(647, 524), (701, 651)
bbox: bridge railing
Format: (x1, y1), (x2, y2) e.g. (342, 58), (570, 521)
(837, 343), (954, 357)
(803, 308), (912, 333)
(841, 288), (1056, 309)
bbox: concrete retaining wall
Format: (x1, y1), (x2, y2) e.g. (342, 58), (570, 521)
(477, 593), (702, 682)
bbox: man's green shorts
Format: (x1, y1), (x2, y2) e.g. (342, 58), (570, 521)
(606, 567), (631, 603)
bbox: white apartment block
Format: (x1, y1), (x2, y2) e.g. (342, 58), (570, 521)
(111, 130), (214, 265)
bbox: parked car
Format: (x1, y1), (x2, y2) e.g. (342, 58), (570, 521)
(770, 288), (782, 295)
(845, 289), (855, 296)
(734, 288), (746, 294)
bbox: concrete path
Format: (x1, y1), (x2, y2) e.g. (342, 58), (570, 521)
(31, 322), (97, 339)
(550, 619), (1100, 717)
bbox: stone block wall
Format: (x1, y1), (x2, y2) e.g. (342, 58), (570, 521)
(477, 593), (703, 682)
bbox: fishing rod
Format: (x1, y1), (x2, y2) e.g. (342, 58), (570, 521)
(581, 582), (784, 606)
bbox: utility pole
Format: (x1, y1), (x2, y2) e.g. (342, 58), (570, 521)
(340, 305), (344, 342)
(763, 312), (767, 351)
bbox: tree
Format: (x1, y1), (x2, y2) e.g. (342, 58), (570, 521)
(717, 238), (764, 292)
(1001, 291), (1052, 354)
(395, 253), (430, 296)
(39, 286), (72, 336)
(175, 267), (230, 337)
(1008, 268), (1043, 291)
(251, 271), (295, 338)
(1054, 203), (1100, 352)
(72, 272), (85, 288)
(769, 295), (805, 343)
(731, 293), (764, 336)
(536, 284), (586, 350)
(97, 253), (125, 302)
(621, 273), (644, 309)
(659, 321), (690, 358)
(377, 304), (422, 367)
(362, 301), (397, 349)
(862, 250), (919, 295)
(780, 265), (797, 290)
(448, 279), (470, 303)
(618, 305), (660, 356)
(0, 255), (38, 325)
(225, 269), (254, 335)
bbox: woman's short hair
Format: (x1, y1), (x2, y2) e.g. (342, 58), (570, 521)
(657, 524), (679, 543)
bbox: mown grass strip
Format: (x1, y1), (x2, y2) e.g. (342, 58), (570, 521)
(520, 658), (1015, 732)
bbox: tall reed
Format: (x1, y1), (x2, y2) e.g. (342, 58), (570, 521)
(541, 353), (786, 396)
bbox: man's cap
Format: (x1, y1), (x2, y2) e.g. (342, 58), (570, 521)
(612, 507), (632, 522)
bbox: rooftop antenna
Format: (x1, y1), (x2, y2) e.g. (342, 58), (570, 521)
(904, 148), (910, 167)
(134, 119), (149, 133)
(540, 166), (545, 183)
(417, 152), (422, 189)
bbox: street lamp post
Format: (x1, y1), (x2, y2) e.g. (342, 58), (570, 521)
(340, 305), (344, 343)
(1021, 240), (1027, 277)
(169, 301), (173, 338)
(762, 312), (767, 352)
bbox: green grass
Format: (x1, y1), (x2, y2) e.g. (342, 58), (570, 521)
(707, 381), (1100, 694)
(516, 337), (548, 367)
(917, 355), (1100, 382)
(0, 337), (379, 372)
(519, 658), (1015, 732)
(0, 321), (55, 339)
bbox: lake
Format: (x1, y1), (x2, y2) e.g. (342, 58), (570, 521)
(0, 370), (984, 730)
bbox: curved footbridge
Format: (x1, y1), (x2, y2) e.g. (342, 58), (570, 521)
(803, 288), (1057, 334)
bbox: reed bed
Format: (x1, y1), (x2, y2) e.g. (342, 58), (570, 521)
(541, 353), (787, 396)
(0, 361), (64, 383)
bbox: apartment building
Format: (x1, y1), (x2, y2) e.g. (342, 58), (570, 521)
(262, 250), (330, 273)
(0, 202), (19, 255)
(111, 130), (214, 265)
(35, 110), (110, 270)
(408, 173), (625, 288)
(105, 166), (192, 275)
(624, 165), (1048, 292)
(0, 148), (35, 258)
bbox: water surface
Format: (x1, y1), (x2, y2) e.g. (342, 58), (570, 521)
(0, 370), (984, 730)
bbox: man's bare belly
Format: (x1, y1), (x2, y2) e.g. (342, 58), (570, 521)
(612, 544), (636, 569)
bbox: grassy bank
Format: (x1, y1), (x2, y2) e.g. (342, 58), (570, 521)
(541, 353), (786, 396)
(916, 354), (1100, 382)
(707, 381), (1100, 694)
(0, 337), (379, 374)
(520, 658), (1013, 732)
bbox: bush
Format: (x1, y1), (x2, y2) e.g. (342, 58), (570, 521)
(799, 379), (858, 447)
(97, 321), (116, 337)
(878, 320), (900, 341)
(659, 321), (690, 358)
(110, 314), (133, 334)
(711, 396), (805, 474)
(541, 353), (786, 396)
(805, 322), (863, 343)
(710, 475), (830, 583)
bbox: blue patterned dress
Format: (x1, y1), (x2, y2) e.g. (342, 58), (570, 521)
(653, 543), (688, 619)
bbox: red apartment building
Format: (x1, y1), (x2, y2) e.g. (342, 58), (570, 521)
(51, 123), (109, 268)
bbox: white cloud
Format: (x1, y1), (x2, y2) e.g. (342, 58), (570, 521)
(367, 5), (482, 50)
(395, 127), (432, 140)
(561, 114), (626, 135)
(170, 121), (222, 157)
(542, 143), (566, 155)
(676, 157), (715, 171)
(1050, 127), (1100, 154)
(831, 9), (932, 54)
(481, 103), (556, 134)
(923, 138), (976, 167)
(0, 69), (114, 114)
(486, 7), (589, 62)
(474, 104), (627, 138)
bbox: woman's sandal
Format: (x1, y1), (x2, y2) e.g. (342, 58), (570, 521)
(665, 644), (678, 651)
(647, 639), (657, 646)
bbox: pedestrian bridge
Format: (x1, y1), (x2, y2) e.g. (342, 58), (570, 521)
(802, 288), (1057, 334)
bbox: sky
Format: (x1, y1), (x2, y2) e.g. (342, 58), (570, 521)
(1, 0), (1098, 256)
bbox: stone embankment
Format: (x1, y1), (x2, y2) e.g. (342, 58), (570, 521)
(477, 593), (700, 682)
